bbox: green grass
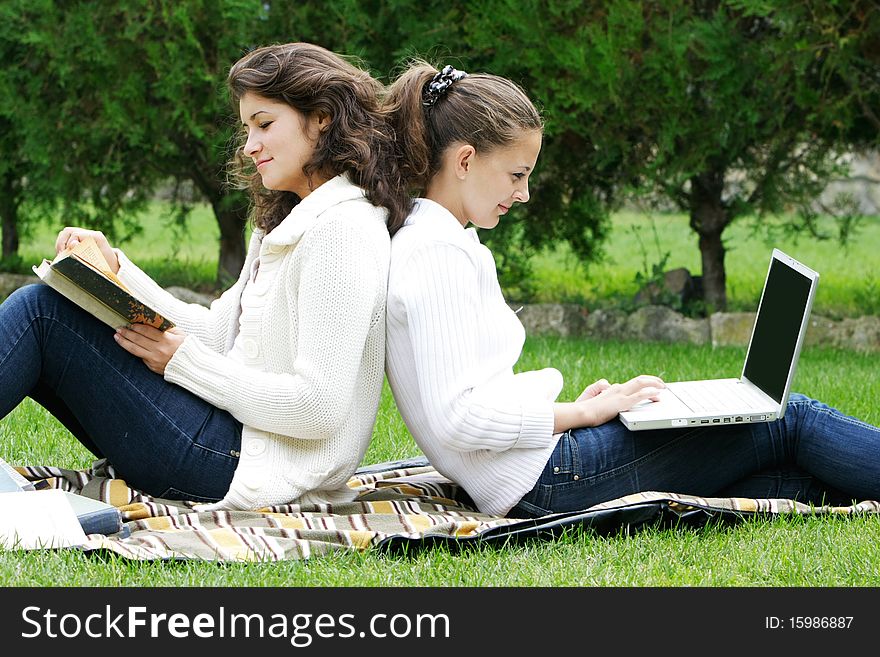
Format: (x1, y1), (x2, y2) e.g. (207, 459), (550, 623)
(529, 211), (880, 319)
(2, 337), (878, 586)
(11, 203), (879, 318)
(13, 202), (224, 293)
(2, 204), (878, 585)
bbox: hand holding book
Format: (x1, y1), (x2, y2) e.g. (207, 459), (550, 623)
(33, 235), (174, 332)
(54, 227), (120, 274)
(114, 323), (186, 375)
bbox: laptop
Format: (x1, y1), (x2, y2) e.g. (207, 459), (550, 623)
(618, 248), (818, 431)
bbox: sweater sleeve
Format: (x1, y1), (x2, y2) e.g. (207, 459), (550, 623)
(398, 241), (555, 452)
(115, 249), (242, 352)
(163, 216), (384, 439)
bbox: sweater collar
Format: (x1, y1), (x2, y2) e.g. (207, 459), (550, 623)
(261, 174), (367, 246)
(408, 198), (480, 243)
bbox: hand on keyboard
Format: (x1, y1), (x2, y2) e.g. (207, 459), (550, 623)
(554, 375), (666, 432)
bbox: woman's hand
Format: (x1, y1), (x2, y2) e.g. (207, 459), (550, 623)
(114, 325), (187, 375)
(554, 375), (665, 432)
(55, 227), (120, 274)
(576, 378), (611, 401)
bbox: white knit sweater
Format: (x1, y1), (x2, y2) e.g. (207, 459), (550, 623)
(115, 174), (390, 510)
(385, 198), (561, 516)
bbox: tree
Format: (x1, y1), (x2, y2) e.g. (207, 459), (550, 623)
(462, 0), (879, 310)
(0, 0), (452, 286)
(4, 0), (875, 301)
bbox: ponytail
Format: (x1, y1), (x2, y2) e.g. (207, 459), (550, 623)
(385, 59), (543, 195)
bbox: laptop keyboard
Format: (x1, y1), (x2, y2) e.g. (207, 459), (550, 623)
(670, 380), (771, 414)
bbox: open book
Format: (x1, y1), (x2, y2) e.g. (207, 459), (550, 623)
(33, 237), (174, 331)
(0, 456), (123, 546)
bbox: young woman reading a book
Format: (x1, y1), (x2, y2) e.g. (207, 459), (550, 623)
(382, 61), (880, 518)
(0, 43), (409, 510)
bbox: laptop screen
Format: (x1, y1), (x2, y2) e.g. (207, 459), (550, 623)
(743, 257), (813, 402)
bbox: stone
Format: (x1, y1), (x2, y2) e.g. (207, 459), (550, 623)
(584, 307), (630, 340)
(0, 272), (40, 300)
(165, 286), (216, 307)
(634, 267), (702, 307)
(627, 305), (709, 345)
(710, 312), (756, 347)
(803, 315), (839, 348)
(835, 316), (880, 352)
(512, 303), (588, 337)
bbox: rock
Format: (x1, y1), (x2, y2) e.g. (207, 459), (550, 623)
(0, 272), (40, 300)
(710, 312), (756, 347)
(584, 308), (630, 340)
(164, 286), (216, 307)
(803, 315), (839, 348)
(835, 316), (880, 352)
(513, 303), (588, 337)
(634, 267), (702, 307)
(627, 305), (709, 345)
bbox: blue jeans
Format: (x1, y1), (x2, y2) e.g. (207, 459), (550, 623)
(510, 393), (880, 518)
(0, 284), (241, 501)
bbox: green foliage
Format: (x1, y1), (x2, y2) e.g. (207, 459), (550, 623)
(0, 0), (876, 298)
(457, 0), (878, 308)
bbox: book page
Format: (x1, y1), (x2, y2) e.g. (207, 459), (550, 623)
(0, 456), (34, 492)
(62, 237), (130, 291)
(0, 489), (88, 550)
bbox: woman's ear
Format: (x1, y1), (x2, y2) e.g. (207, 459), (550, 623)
(311, 112), (331, 135)
(453, 144), (476, 180)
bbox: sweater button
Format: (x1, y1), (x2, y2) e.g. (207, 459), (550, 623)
(245, 439), (266, 456)
(242, 339), (259, 358)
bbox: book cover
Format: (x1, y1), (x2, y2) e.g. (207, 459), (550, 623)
(60, 491), (123, 536)
(32, 237), (174, 331)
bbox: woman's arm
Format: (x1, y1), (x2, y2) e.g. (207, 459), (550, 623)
(397, 241), (665, 445)
(114, 250), (245, 352)
(396, 241), (556, 452)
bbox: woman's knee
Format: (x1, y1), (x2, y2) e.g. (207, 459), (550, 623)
(4, 283), (60, 312)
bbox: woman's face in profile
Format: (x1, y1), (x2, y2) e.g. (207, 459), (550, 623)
(460, 129), (542, 230)
(239, 92), (325, 198)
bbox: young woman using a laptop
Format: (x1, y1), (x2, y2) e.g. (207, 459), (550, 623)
(383, 60), (880, 519)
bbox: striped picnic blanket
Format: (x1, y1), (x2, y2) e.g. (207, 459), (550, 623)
(11, 458), (880, 562)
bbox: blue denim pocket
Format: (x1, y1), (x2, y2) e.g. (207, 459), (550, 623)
(545, 431), (582, 481)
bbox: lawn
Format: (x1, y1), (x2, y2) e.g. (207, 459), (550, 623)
(530, 210), (880, 319)
(1, 337), (878, 586)
(11, 203), (880, 318)
(1, 204), (878, 586)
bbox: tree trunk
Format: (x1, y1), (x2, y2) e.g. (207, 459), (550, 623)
(689, 171), (730, 311)
(213, 201), (247, 289)
(187, 163), (248, 289)
(0, 173), (20, 260)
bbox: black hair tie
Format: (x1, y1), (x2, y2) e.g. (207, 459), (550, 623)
(422, 65), (468, 108)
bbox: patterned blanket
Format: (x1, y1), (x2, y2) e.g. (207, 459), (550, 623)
(11, 458), (880, 562)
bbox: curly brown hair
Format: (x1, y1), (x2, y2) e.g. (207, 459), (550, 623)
(227, 43), (409, 234)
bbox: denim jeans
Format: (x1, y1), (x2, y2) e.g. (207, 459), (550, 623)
(510, 393), (880, 518)
(0, 284), (241, 501)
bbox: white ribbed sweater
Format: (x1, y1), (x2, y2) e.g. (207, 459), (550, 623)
(385, 199), (561, 516)
(116, 175), (390, 510)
